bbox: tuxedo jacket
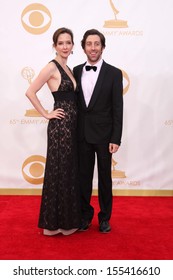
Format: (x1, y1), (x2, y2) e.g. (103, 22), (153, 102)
(73, 60), (123, 145)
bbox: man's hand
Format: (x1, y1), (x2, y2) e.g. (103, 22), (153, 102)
(109, 143), (119, 153)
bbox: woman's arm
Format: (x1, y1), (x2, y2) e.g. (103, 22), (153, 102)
(25, 63), (64, 120)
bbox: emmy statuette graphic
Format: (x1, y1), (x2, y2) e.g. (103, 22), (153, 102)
(21, 67), (35, 84)
(112, 158), (126, 178)
(104, 0), (128, 28)
(21, 67), (48, 117)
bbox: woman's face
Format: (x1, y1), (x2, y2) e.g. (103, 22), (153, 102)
(55, 33), (73, 58)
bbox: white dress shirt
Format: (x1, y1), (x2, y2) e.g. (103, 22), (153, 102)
(81, 59), (103, 106)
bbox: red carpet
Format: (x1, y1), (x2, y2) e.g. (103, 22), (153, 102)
(0, 195), (173, 260)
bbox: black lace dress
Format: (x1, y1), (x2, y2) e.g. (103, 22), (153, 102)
(38, 60), (81, 233)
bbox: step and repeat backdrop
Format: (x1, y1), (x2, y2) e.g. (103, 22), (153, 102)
(0, 0), (173, 195)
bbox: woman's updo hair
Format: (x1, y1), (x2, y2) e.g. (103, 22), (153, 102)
(53, 27), (74, 46)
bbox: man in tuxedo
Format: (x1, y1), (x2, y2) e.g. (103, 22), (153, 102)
(73, 29), (123, 233)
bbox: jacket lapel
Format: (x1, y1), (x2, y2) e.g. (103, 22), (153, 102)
(78, 63), (87, 109)
(87, 61), (107, 110)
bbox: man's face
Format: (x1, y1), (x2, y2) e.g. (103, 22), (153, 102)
(84, 35), (104, 64)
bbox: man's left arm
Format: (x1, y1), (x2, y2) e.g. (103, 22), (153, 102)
(110, 68), (123, 148)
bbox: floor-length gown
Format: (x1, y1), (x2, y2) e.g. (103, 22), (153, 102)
(38, 60), (81, 235)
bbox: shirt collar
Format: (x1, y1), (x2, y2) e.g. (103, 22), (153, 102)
(84, 59), (103, 72)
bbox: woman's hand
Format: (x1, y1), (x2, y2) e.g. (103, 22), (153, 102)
(46, 108), (65, 120)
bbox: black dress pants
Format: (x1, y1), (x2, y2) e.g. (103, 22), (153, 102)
(78, 139), (113, 223)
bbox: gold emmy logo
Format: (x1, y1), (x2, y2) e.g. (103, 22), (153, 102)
(21, 3), (52, 34)
(122, 70), (130, 95)
(22, 155), (46, 185)
(21, 66), (35, 84)
(21, 66), (48, 117)
(104, 0), (128, 28)
(112, 158), (126, 178)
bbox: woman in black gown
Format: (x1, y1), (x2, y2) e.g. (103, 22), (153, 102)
(25, 27), (81, 235)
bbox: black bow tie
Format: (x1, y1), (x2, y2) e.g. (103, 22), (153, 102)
(85, 65), (97, 72)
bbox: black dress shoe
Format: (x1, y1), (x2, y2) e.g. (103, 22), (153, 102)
(79, 220), (92, 231)
(99, 221), (111, 233)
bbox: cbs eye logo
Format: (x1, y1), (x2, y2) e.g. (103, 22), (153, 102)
(21, 3), (52, 34)
(122, 70), (130, 95)
(22, 155), (46, 185)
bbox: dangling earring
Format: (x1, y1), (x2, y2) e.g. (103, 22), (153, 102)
(71, 50), (73, 54)
(56, 52), (58, 55)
